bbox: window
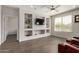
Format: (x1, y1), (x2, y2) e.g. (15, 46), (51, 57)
(54, 15), (72, 32)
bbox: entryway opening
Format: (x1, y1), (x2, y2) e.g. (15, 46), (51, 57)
(1, 6), (19, 44)
(5, 16), (18, 43)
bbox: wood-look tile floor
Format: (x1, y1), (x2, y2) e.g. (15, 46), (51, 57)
(0, 35), (66, 53)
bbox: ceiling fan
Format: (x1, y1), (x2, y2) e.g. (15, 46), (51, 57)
(30, 5), (60, 12)
(49, 5), (60, 12)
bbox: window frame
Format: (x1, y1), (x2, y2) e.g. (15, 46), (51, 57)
(54, 15), (72, 32)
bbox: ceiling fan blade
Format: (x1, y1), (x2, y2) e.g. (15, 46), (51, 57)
(50, 5), (60, 10)
(54, 5), (60, 9)
(54, 9), (59, 12)
(51, 8), (55, 10)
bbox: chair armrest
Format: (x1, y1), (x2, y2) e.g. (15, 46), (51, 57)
(66, 39), (79, 45)
(58, 43), (66, 53)
(73, 37), (79, 39)
(58, 43), (79, 53)
(65, 43), (79, 53)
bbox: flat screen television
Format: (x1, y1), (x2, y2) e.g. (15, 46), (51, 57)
(35, 18), (44, 25)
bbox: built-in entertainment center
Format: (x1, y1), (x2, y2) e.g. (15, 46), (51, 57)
(24, 13), (51, 41)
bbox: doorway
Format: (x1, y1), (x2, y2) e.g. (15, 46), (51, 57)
(1, 6), (19, 44)
(4, 16), (18, 43)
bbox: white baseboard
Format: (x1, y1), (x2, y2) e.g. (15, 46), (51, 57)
(0, 39), (6, 45)
(19, 34), (51, 42)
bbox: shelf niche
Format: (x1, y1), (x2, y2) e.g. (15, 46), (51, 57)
(46, 18), (50, 28)
(34, 30), (45, 35)
(24, 13), (32, 29)
(46, 30), (50, 33)
(25, 30), (32, 36)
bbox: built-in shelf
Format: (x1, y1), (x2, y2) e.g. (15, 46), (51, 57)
(24, 30), (32, 36)
(33, 34), (46, 36)
(46, 18), (50, 28)
(46, 28), (50, 29)
(34, 28), (46, 30)
(24, 29), (33, 31)
(34, 30), (45, 35)
(24, 13), (51, 40)
(46, 29), (50, 33)
(24, 13), (32, 29)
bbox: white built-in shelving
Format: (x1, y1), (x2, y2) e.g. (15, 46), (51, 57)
(24, 13), (51, 40)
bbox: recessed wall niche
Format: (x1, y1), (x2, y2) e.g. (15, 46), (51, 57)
(24, 13), (32, 29)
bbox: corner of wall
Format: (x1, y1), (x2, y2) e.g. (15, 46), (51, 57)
(0, 39), (6, 45)
(0, 41), (1, 45)
(0, 5), (1, 45)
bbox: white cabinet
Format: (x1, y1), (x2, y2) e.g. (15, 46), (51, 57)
(20, 10), (51, 42)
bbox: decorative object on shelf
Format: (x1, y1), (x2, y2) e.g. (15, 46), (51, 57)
(25, 31), (32, 36)
(24, 13), (32, 29)
(75, 15), (79, 23)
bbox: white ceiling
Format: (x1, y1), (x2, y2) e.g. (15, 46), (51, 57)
(46, 5), (79, 16)
(7, 5), (79, 16)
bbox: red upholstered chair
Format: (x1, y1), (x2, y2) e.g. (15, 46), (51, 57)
(58, 38), (79, 53)
(58, 43), (79, 53)
(66, 39), (79, 45)
(73, 37), (79, 39)
(58, 43), (66, 53)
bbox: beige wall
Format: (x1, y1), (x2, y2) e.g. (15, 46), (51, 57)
(51, 8), (79, 39)
(6, 16), (18, 35)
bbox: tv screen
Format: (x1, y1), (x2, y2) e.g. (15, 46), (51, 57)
(35, 18), (44, 25)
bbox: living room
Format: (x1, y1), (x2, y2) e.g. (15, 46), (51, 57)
(0, 5), (79, 53)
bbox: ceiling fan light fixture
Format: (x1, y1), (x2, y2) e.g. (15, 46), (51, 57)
(30, 5), (34, 8)
(51, 8), (55, 10)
